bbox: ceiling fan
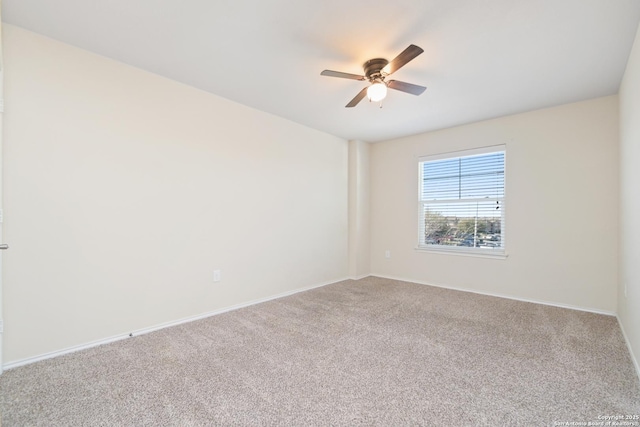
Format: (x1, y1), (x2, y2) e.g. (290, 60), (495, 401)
(321, 44), (427, 108)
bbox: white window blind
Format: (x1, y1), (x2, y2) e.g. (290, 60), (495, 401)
(418, 146), (505, 255)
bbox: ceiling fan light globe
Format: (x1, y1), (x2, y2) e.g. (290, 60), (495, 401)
(367, 82), (387, 102)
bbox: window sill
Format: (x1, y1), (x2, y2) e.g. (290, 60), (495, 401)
(415, 246), (508, 259)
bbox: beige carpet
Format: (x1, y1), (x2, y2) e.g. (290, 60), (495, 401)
(1, 276), (639, 426)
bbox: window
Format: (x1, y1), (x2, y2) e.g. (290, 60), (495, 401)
(418, 146), (505, 256)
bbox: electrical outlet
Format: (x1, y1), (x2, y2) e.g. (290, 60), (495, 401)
(385, 250), (391, 259)
(213, 270), (221, 283)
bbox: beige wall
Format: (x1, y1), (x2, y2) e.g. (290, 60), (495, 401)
(2, 25), (348, 364)
(619, 22), (640, 376)
(370, 96), (619, 313)
(348, 140), (370, 279)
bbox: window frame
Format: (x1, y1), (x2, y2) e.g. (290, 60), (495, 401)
(416, 145), (507, 259)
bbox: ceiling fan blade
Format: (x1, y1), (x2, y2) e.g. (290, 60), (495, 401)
(321, 70), (366, 81)
(383, 44), (424, 75)
(387, 80), (427, 96)
(346, 87), (369, 108)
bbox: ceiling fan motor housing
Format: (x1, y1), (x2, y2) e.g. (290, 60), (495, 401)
(364, 58), (389, 81)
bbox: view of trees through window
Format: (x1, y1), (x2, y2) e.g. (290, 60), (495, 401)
(424, 205), (501, 249)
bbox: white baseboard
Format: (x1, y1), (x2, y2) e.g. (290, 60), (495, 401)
(5, 274), (625, 372)
(349, 274), (371, 281)
(617, 315), (640, 382)
(369, 274), (617, 316)
(3, 277), (349, 371)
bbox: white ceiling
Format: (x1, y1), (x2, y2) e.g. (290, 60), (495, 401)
(3, 0), (640, 142)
